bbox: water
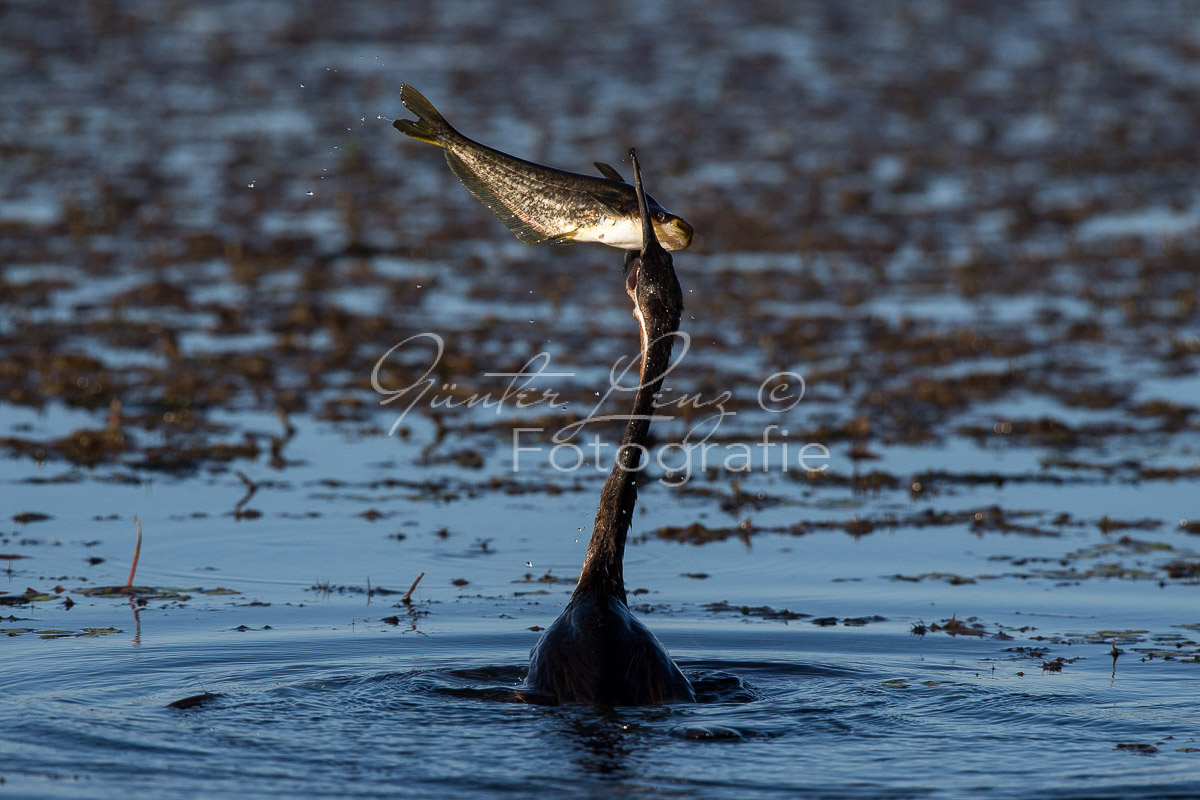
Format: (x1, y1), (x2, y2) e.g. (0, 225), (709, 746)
(5, 628), (1200, 799)
(4, 415), (1199, 798)
(3, 1), (1200, 797)
(5, 579), (1199, 800)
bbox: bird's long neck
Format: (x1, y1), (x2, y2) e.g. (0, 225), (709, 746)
(574, 297), (679, 604)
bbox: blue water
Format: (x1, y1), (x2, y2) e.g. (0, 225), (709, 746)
(4, 413), (1199, 798)
(6, 618), (1200, 799)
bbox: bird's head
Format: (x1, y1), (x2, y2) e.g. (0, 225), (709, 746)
(625, 149), (684, 336)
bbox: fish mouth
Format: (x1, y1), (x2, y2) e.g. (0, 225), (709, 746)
(654, 216), (694, 251)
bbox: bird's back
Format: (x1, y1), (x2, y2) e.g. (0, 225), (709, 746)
(523, 589), (694, 705)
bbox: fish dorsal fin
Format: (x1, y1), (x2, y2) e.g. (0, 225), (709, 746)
(443, 151), (552, 244)
(594, 162), (625, 182)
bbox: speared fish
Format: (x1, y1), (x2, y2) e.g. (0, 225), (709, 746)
(393, 84), (693, 252)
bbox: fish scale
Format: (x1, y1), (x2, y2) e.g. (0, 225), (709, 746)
(444, 149), (601, 241)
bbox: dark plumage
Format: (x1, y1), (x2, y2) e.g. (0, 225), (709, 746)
(522, 150), (694, 706)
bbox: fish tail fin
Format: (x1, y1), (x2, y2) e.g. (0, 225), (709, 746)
(393, 84), (456, 147)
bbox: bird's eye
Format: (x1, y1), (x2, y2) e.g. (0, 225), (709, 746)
(655, 212), (666, 222)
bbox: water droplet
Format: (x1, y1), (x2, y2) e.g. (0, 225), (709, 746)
(300, 83), (305, 88)
(247, 181), (256, 188)
(306, 191), (314, 196)
(525, 561), (533, 567)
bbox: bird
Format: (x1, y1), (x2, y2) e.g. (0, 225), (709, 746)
(521, 149), (695, 706)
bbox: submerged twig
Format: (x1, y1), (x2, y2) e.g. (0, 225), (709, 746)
(401, 572), (425, 605)
(126, 516), (143, 589)
(269, 406), (296, 469)
(419, 413), (448, 462)
(107, 397), (123, 433)
(276, 405), (297, 438)
(234, 471), (259, 518)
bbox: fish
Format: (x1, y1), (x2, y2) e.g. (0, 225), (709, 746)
(392, 84), (693, 251)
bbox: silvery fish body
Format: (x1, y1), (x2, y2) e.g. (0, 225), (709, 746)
(393, 85), (693, 251)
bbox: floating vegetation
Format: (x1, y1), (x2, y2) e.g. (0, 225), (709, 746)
(307, 582), (403, 596)
(891, 572), (981, 585)
(1040, 656), (1082, 672)
(702, 601), (810, 622)
(1, 588), (64, 605)
(77, 586), (239, 602)
(11, 512), (52, 524)
(652, 522), (747, 545)
(512, 570), (576, 585)
(1162, 562), (1200, 580)
(4, 626), (123, 639)
(928, 615), (987, 637)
